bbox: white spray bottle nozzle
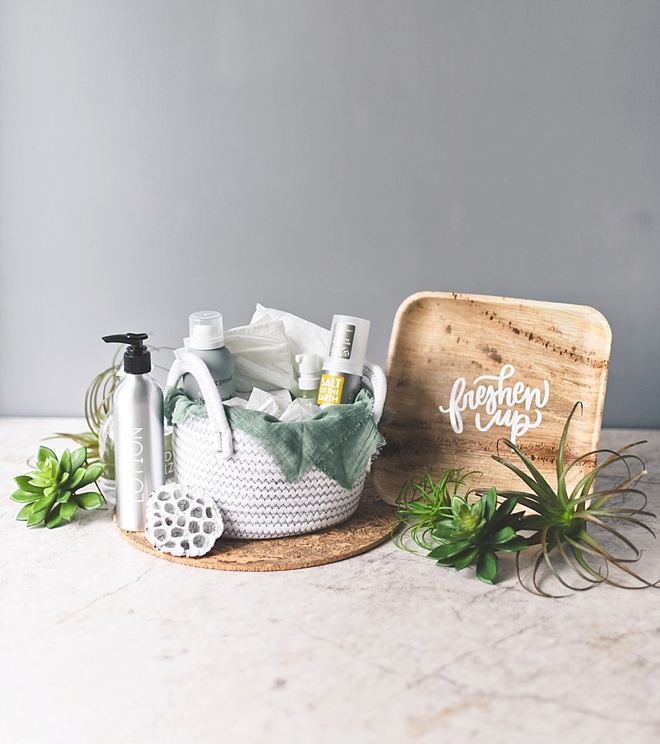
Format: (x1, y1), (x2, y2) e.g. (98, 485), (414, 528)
(295, 353), (321, 375)
(187, 310), (225, 350)
(295, 353), (322, 394)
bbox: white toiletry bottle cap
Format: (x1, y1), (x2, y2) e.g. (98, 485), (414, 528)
(295, 353), (322, 391)
(187, 311), (225, 350)
(324, 315), (370, 377)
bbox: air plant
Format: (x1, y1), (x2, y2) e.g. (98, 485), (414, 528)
(51, 347), (123, 463)
(493, 402), (654, 597)
(394, 469), (475, 551)
(393, 470), (527, 584)
(52, 343), (173, 463)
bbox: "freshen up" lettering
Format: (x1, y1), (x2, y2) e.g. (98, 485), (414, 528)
(438, 364), (550, 443)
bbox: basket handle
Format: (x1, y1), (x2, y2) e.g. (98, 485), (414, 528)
(167, 351), (234, 460)
(362, 361), (386, 425)
(167, 352), (388, 461)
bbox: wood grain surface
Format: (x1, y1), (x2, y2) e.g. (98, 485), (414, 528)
(372, 292), (612, 505)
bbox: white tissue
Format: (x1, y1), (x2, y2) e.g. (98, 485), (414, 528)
(223, 396), (248, 408)
(279, 399), (318, 423)
(246, 388), (292, 418)
(223, 306), (332, 397)
(252, 304), (330, 363)
(244, 388), (319, 421)
(224, 318), (296, 393)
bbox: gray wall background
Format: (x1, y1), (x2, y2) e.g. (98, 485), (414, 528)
(1, 0), (658, 427)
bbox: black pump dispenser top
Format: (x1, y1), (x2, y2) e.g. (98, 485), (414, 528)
(102, 333), (152, 374)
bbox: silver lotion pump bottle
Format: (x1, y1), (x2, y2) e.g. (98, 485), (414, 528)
(102, 333), (165, 531)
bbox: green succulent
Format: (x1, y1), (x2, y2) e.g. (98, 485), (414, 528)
(493, 402), (654, 596)
(394, 470), (527, 584)
(11, 445), (105, 528)
(426, 488), (528, 584)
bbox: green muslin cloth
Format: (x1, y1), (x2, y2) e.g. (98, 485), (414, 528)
(164, 388), (385, 490)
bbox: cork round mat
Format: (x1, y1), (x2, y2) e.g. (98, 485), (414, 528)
(116, 478), (398, 571)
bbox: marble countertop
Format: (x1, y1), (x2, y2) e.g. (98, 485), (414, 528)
(1, 417), (659, 744)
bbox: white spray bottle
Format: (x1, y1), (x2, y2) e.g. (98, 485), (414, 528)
(182, 311), (236, 403)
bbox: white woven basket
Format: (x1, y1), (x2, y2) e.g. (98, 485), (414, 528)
(166, 352), (387, 539)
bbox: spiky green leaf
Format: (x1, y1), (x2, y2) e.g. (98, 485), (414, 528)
(491, 454), (555, 507)
(498, 438), (556, 496)
(556, 402), (583, 499)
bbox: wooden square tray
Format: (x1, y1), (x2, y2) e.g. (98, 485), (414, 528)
(372, 292), (612, 505)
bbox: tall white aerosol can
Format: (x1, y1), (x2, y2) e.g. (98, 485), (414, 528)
(102, 333), (165, 531)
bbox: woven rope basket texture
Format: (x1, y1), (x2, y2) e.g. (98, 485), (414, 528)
(168, 352), (386, 540)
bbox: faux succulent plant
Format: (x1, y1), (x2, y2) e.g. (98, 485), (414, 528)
(11, 445), (105, 528)
(426, 488), (527, 583)
(493, 402), (654, 596)
(394, 470), (527, 584)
